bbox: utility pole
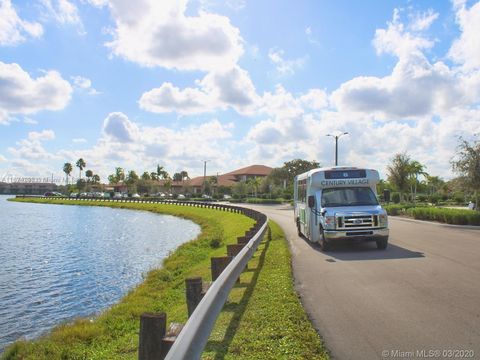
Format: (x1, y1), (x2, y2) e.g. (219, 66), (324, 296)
(326, 132), (349, 166)
(202, 160), (210, 194)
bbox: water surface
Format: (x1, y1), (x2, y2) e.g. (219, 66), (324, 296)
(0, 196), (200, 352)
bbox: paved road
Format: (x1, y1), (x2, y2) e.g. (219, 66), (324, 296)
(244, 204), (480, 360)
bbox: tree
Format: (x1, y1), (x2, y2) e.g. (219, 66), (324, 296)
(76, 158), (86, 180)
(126, 170), (139, 185)
(451, 136), (480, 210)
(150, 172), (159, 180)
(92, 174), (100, 184)
(173, 172), (183, 182)
(387, 153), (411, 202)
(406, 160), (428, 204)
(63, 162), (73, 185)
(156, 164), (169, 180)
(180, 170), (189, 180)
(85, 169), (93, 183)
(247, 177), (262, 197)
(282, 159), (320, 182)
(141, 171), (151, 180)
(116, 167), (125, 182)
(108, 174), (118, 184)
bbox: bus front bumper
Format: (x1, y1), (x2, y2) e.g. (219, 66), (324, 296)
(324, 228), (389, 242)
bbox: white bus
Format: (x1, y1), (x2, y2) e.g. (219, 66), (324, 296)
(294, 167), (389, 251)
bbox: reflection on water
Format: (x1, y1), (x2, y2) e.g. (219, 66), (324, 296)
(0, 196), (200, 352)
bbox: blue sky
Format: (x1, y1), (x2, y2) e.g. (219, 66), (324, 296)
(0, 0), (479, 182)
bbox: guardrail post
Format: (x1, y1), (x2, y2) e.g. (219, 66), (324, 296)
(237, 236), (247, 245)
(211, 256), (232, 281)
(138, 312), (167, 360)
(185, 277), (207, 317)
(161, 323), (184, 358)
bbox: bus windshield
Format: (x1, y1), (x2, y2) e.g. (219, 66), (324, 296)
(321, 187), (379, 207)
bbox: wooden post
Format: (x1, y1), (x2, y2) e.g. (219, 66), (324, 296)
(227, 244), (247, 273)
(211, 256), (232, 281)
(237, 236), (248, 245)
(160, 323), (184, 358)
(138, 312), (167, 360)
(185, 277), (203, 317)
(227, 244), (244, 257)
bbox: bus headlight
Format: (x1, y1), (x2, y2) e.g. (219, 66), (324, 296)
(379, 213), (388, 227)
(325, 216), (336, 229)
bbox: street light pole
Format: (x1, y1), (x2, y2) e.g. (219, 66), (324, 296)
(326, 132), (349, 166)
(202, 160), (210, 194)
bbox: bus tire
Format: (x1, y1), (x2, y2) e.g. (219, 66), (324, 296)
(296, 218), (302, 236)
(319, 227), (331, 251)
(376, 237), (388, 250)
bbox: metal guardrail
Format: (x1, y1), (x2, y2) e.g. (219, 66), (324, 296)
(16, 195), (269, 359)
(165, 216), (267, 360)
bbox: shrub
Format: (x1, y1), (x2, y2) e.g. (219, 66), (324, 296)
(392, 192), (401, 204)
(245, 198), (284, 204)
(406, 207), (480, 225)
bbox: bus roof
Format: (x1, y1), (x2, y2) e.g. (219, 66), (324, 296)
(295, 166), (380, 188)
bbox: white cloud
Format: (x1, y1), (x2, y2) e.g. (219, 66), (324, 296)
(409, 9), (439, 31)
(0, 154), (6, 162)
(40, 0), (85, 34)
(28, 129), (55, 141)
(72, 138), (87, 143)
(0, 0), (43, 46)
(102, 112), (139, 142)
(8, 130), (58, 161)
(71, 75), (100, 95)
(448, 1), (480, 70)
(85, 0), (108, 7)
(0, 62), (72, 124)
(53, 113), (236, 179)
(299, 89), (329, 110)
(140, 65), (259, 115)
(373, 9), (435, 60)
(23, 117), (38, 125)
(268, 47), (307, 76)
(139, 82), (215, 115)
(331, 9), (474, 119)
(105, 0), (243, 71)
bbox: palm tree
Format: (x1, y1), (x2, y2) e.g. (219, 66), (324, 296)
(92, 174), (100, 184)
(247, 177), (262, 198)
(387, 153), (411, 202)
(85, 169), (93, 183)
(76, 158), (86, 180)
(407, 161), (428, 204)
(63, 162), (73, 185)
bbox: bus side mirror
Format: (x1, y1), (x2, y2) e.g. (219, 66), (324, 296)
(308, 195), (315, 208)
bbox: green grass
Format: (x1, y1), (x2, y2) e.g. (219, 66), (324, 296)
(3, 198), (328, 360)
(202, 221), (328, 360)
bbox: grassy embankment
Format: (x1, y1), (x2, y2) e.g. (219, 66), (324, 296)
(3, 198), (328, 360)
(384, 204), (480, 225)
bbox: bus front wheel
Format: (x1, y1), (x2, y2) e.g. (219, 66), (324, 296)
(319, 227), (331, 252)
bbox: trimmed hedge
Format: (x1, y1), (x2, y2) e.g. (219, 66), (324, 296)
(228, 198), (284, 204)
(383, 204), (417, 216)
(406, 207), (480, 226)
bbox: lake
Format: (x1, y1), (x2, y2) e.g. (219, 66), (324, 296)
(0, 196), (200, 352)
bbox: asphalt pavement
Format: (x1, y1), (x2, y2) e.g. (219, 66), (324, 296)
(243, 203), (480, 360)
